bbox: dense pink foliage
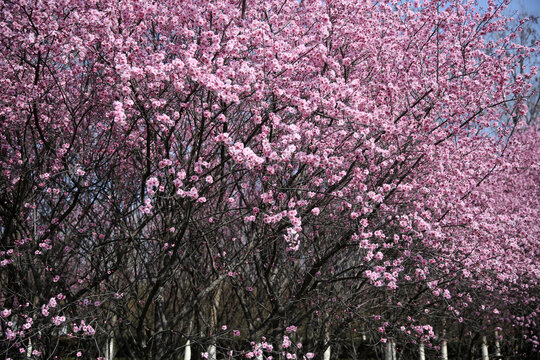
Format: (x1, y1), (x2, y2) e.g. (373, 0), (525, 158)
(0, 0), (538, 358)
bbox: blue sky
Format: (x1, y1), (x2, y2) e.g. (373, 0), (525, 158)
(477, 0), (540, 17)
(506, 0), (540, 16)
(475, 0), (540, 35)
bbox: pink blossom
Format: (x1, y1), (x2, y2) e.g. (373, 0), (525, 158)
(52, 316), (66, 326)
(282, 335), (291, 348)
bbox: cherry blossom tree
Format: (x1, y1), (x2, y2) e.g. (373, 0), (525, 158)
(0, 0), (538, 358)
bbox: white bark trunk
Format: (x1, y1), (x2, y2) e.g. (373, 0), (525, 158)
(105, 337), (116, 360)
(206, 285), (221, 360)
(208, 344), (217, 360)
(184, 339), (192, 360)
(26, 338), (32, 358)
(419, 342), (425, 360)
(323, 345), (331, 360)
(494, 331), (501, 357)
(481, 335), (489, 360)
(256, 343), (263, 360)
(384, 340), (396, 360)
(385, 342), (391, 360)
(441, 340), (448, 360)
(323, 329), (331, 360)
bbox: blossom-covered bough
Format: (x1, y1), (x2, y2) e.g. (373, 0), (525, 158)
(0, 0), (538, 358)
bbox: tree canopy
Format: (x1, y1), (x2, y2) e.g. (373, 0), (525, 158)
(0, 0), (538, 358)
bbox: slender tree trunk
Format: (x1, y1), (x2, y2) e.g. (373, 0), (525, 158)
(323, 330), (331, 360)
(494, 331), (502, 358)
(481, 335), (489, 360)
(384, 341), (391, 360)
(105, 337), (116, 360)
(323, 344), (331, 360)
(105, 315), (117, 360)
(184, 339), (192, 360)
(26, 338), (32, 358)
(362, 325), (367, 342)
(441, 340), (448, 360)
(183, 317), (194, 360)
(207, 284), (222, 360)
(441, 329), (448, 360)
(350, 332), (357, 360)
(208, 344), (217, 360)
(457, 324), (465, 359)
(384, 340), (396, 360)
(419, 342), (425, 360)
